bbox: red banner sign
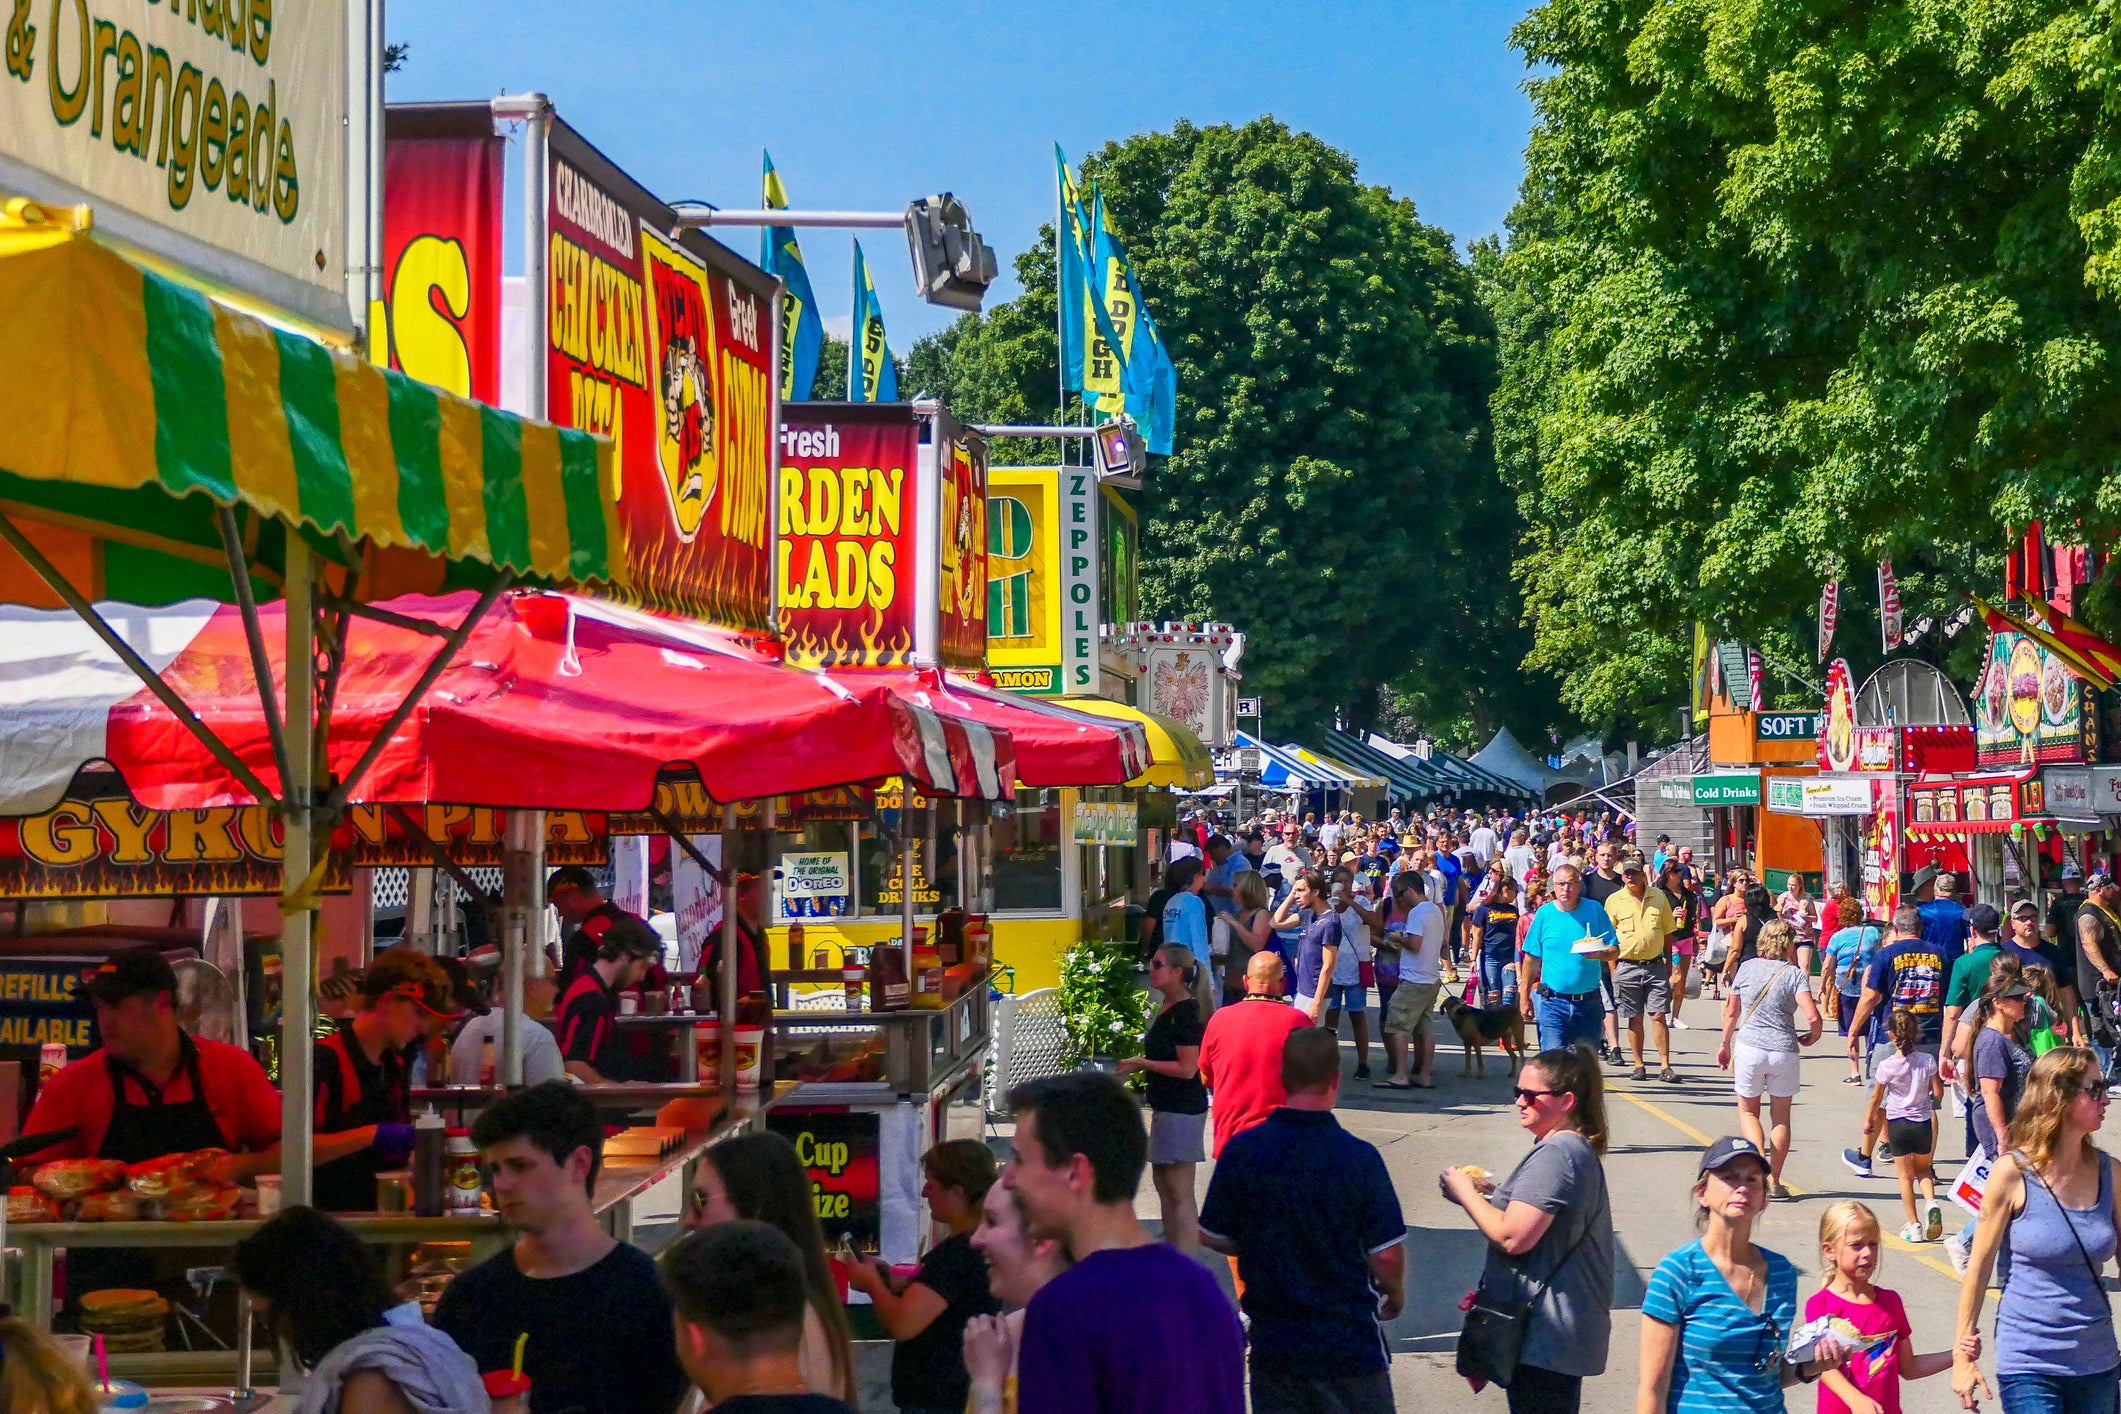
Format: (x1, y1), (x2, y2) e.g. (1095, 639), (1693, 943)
(938, 422), (988, 670)
(778, 406), (919, 667)
(546, 118), (777, 629)
(381, 111), (504, 404)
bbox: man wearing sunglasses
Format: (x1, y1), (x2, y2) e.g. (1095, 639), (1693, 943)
(310, 946), (466, 1212)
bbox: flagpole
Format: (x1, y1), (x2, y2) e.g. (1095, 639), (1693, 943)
(1056, 157), (1067, 467)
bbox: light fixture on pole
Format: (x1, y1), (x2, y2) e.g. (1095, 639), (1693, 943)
(670, 196), (998, 311)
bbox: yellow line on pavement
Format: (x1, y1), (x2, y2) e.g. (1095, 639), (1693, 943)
(1607, 1084), (1961, 1281)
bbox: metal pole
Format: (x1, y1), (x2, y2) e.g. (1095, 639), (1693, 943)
(671, 208), (905, 230)
(718, 804), (740, 1097)
(278, 537), (316, 1208)
(500, 810), (542, 1086)
(490, 94), (553, 419)
(901, 795), (916, 974)
(768, 275), (785, 620)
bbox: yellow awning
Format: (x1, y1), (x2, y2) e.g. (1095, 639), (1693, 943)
(1063, 698), (1215, 790)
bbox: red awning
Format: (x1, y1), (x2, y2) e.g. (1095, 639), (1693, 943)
(0, 591), (1015, 813)
(838, 671), (1151, 787)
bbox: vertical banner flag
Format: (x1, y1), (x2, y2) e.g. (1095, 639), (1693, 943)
(1692, 622), (1712, 725)
(850, 241), (899, 403)
(1878, 558), (1904, 653)
(762, 152), (824, 403)
(1055, 146), (1093, 394)
(382, 114), (505, 402)
(937, 419), (990, 669)
(1746, 647), (1765, 712)
(1083, 190), (1128, 412)
(1818, 581), (1839, 662)
(1089, 189), (1178, 455)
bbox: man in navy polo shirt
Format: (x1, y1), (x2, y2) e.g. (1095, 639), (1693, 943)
(1200, 1027), (1406, 1414)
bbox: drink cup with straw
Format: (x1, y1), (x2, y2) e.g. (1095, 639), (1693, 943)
(481, 1332), (532, 1414)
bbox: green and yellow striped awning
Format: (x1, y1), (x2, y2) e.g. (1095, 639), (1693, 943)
(0, 198), (620, 597)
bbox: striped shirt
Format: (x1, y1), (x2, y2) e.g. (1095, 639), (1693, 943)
(1641, 1239), (1797, 1413)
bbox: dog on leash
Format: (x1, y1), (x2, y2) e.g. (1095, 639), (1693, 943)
(1440, 996), (1525, 1076)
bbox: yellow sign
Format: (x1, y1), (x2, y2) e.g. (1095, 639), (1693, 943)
(0, 0), (349, 328)
(986, 467), (1060, 691)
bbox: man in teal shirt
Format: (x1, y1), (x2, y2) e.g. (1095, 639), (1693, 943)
(1519, 863), (1620, 1051)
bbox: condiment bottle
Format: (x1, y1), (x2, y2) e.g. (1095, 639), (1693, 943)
(787, 921), (806, 973)
(842, 947), (868, 1013)
(911, 943), (945, 1010)
(869, 945), (909, 1012)
(412, 1107), (447, 1217)
(445, 1128), (483, 1213)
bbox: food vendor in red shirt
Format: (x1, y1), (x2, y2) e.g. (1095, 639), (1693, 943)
(548, 865), (654, 989)
(556, 916), (662, 1082)
(310, 947), (467, 1211)
(23, 946), (282, 1305)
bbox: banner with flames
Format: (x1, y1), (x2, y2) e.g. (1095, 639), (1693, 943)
(937, 417), (989, 671)
(544, 118), (777, 629)
(778, 405), (919, 667)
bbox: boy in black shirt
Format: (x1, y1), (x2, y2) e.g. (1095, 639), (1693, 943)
(663, 1221), (857, 1413)
(432, 1084), (687, 1414)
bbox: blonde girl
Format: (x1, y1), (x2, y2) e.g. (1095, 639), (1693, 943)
(1867, 1009), (1944, 1243)
(1806, 1202), (1952, 1414)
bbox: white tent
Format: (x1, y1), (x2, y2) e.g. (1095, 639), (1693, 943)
(1469, 727), (1551, 795)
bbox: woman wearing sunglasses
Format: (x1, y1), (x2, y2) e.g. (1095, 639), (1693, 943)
(681, 1131), (857, 1405)
(1638, 1136), (1850, 1412)
(1951, 1046), (2120, 1413)
(1441, 1044), (1614, 1413)
(1115, 942), (1209, 1257)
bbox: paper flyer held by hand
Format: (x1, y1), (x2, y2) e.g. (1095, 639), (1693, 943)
(1786, 1314), (1897, 1374)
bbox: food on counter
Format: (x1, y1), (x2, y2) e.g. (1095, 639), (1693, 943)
(31, 1158), (128, 1199)
(76, 1189), (145, 1222)
(126, 1148), (229, 1198)
(7, 1185), (58, 1223)
(162, 1186), (242, 1222)
(78, 1288), (168, 1353)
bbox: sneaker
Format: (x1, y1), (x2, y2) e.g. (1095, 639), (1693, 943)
(1670, 1017), (1689, 1030)
(1842, 1147), (1873, 1178)
(1660, 1066), (1680, 1083)
(1631, 1064), (1647, 1081)
(1899, 1221), (1927, 1244)
(1924, 1200), (1944, 1243)
(1769, 1182), (1793, 1201)
(1354, 1064), (1371, 1080)
(1944, 1229), (1971, 1275)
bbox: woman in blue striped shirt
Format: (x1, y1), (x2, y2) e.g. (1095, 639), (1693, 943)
(1637, 1137), (1849, 1412)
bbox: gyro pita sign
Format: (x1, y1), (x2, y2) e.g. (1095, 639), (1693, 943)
(0, 0), (348, 329)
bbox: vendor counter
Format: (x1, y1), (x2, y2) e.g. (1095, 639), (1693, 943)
(5, 1083), (787, 1377)
(767, 915), (1081, 994)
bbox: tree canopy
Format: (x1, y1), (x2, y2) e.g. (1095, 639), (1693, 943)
(923, 118), (1554, 743)
(1493, 0), (2121, 731)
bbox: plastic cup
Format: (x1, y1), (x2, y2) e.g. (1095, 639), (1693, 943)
(55, 1333), (90, 1374)
(694, 1022), (721, 1083)
(734, 1025), (764, 1087)
(481, 1370), (531, 1414)
(254, 1174), (282, 1217)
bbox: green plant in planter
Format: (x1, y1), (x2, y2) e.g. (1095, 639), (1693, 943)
(1057, 940), (1149, 1068)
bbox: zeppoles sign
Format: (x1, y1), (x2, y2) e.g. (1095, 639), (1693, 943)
(0, 0), (347, 325)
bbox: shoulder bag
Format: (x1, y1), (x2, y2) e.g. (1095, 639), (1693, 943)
(1456, 1162), (1610, 1386)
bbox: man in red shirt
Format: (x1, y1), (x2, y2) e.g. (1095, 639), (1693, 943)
(548, 865), (654, 988)
(1199, 950), (1312, 1157)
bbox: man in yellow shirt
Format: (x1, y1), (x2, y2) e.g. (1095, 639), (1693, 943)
(1606, 856), (1680, 1082)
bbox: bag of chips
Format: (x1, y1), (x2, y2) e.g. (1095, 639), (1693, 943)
(126, 1149), (228, 1199)
(30, 1158), (127, 1200)
(7, 1186), (58, 1223)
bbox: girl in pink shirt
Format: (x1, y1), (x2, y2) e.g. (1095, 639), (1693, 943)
(1806, 1201), (1953, 1414)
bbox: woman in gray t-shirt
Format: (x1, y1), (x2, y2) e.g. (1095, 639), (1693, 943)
(1716, 922), (1822, 1200)
(1441, 1044), (1614, 1413)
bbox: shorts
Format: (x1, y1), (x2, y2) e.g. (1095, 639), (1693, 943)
(1837, 991), (1860, 1037)
(1886, 1117), (1935, 1157)
(1732, 1042), (1801, 1099)
(1147, 1108), (1206, 1164)
(1384, 980), (1442, 1039)
(1315, 982), (1366, 1013)
(1671, 933), (1697, 958)
(1613, 959), (1673, 1021)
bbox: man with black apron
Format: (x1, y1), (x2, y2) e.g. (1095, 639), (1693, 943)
(23, 947), (282, 1313)
(548, 865), (655, 989)
(310, 947), (465, 1211)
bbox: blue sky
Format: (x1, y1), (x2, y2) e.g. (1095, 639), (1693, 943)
(388, 1), (1538, 343)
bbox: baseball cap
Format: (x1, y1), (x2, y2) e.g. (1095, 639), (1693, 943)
(2012, 898), (2041, 919)
(2063, 860), (2084, 880)
(1697, 1135), (1770, 1178)
(1965, 903), (2001, 934)
(1621, 857), (1647, 875)
(1996, 980), (2036, 1001)
(2092, 871), (2116, 891)
(82, 946), (179, 1004)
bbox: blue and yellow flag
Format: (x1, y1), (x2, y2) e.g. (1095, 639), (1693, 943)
(761, 152), (824, 402)
(850, 240), (898, 403)
(1086, 186), (1178, 455)
(1055, 145), (1096, 393)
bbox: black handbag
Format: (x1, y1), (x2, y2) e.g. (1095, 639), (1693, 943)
(1456, 1173), (1609, 1386)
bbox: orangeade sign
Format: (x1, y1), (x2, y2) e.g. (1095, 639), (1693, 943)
(545, 118), (777, 629)
(777, 405), (918, 667)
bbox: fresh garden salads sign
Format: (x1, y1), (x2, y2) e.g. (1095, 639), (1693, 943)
(0, 0), (347, 328)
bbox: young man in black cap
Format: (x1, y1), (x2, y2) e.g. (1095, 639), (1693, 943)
(556, 913), (662, 1082)
(310, 946), (464, 1211)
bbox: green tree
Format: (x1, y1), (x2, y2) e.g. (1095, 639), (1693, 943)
(933, 119), (1556, 740)
(1494, 0), (2121, 730)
